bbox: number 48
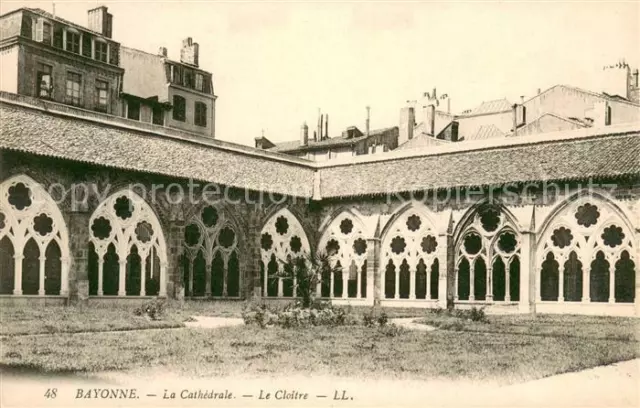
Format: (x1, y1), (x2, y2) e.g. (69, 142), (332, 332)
(44, 388), (58, 399)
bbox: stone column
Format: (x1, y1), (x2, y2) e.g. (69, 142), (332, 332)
(446, 234), (455, 308)
(409, 268), (416, 300)
(140, 255), (147, 296)
(38, 255), (46, 296)
(608, 261), (615, 303)
(469, 261), (475, 301)
(437, 235), (449, 308)
(12, 254), (23, 295)
(167, 221), (185, 300)
(118, 259), (127, 296)
(205, 260), (212, 298)
(367, 238), (380, 306)
(582, 263), (590, 303)
(558, 257), (565, 303)
(486, 263), (493, 301)
(519, 230), (536, 314)
(68, 211), (91, 304)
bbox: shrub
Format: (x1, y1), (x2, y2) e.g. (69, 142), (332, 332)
(377, 311), (389, 327)
(133, 298), (166, 321)
(468, 307), (487, 322)
(378, 323), (405, 337)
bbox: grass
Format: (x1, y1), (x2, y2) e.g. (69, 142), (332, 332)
(418, 310), (640, 341)
(1, 324), (638, 384)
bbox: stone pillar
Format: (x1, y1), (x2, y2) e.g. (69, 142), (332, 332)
(12, 254), (24, 295)
(167, 221), (185, 300)
(140, 256), (147, 297)
(367, 238), (380, 306)
(469, 262), (476, 301)
(519, 230), (536, 314)
(446, 234), (455, 309)
(118, 259), (126, 296)
(558, 258), (565, 303)
(608, 261), (615, 303)
(205, 260), (212, 298)
(486, 263), (493, 301)
(437, 234), (449, 308)
(582, 264), (590, 303)
(38, 255), (46, 296)
(68, 211), (91, 304)
(409, 268), (416, 300)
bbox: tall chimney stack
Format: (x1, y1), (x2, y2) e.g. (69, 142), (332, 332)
(300, 122), (309, 146)
(316, 110), (322, 142)
(324, 114), (329, 139)
(88, 6), (113, 38)
(180, 37), (199, 67)
(399, 104), (415, 146)
(366, 106), (371, 136)
(158, 47), (167, 57)
(429, 104), (436, 136)
(512, 104), (518, 136)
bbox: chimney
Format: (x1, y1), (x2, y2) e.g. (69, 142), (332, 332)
(520, 95), (525, 104)
(537, 88), (541, 95)
(512, 104), (518, 136)
(429, 104), (435, 136)
(399, 105), (415, 146)
(87, 6), (113, 38)
(316, 111), (322, 142)
(180, 37), (199, 67)
(447, 98), (451, 114)
(633, 69), (639, 87)
(365, 106), (371, 136)
(324, 113), (329, 139)
(300, 122), (309, 146)
(158, 47), (167, 57)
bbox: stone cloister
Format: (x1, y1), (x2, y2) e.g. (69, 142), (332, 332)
(1, 98), (639, 316)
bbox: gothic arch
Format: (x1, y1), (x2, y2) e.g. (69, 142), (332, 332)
(88, 190), (168, 297)
(318, 209), (369, 299)
(181, 203), (244, 298)
(454, 202), (521, 302)
(260, 208), (310, 298)
(0, 175), (70, 296)
(380, 202), (442, 300)
(536, 191), (637, 304)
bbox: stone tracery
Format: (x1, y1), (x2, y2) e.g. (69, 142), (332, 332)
(0, 175), (69, 296)
(88, 190), (167, 297)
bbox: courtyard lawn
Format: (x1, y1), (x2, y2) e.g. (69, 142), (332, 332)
(1, 320), (639, 384)
(418, 312), (640, 342)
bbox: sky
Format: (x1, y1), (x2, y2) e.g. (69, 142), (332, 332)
(1, 1), (638, 147)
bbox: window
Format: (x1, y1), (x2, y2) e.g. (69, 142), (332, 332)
(127, 100), (140, 121)
(36, 63), (53, 99)
(152, 106), (164, 125)
(183, 70), (194, 88)
(194, 102), (207, 127)
(95, 41), (108, 63)
(173, 95), (186, 122)
(65, 31), (80, 54)
(195, 74), (204, 92)
(43, 22), (52, 44)
(95, 80), (108, 112)
(65, 72), (81, 105)
(171, 65), (182, 84)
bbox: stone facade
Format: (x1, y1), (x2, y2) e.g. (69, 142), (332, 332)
(1, 147), (638, 316)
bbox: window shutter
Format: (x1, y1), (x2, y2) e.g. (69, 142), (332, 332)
(35, 18), (44, 42)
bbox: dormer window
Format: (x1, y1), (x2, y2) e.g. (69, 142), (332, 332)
(195, 73), (204, 92)
(95, 40), (108, 63)
(65, 30), (80, 54)
(35, 18), (52, 45)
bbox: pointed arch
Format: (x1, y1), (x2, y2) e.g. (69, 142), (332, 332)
(317, 209), (368, 299)
(453, 200), (521, 303)
(535, 190), (637, 304)
(88, 189), (167, 297)
(0, 174), (70, 296)
(380, 201), (441, 301)
(260, 208), (310, 298)
(181, 203), (243, 298)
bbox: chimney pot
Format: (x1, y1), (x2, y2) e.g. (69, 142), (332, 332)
(512, 104), (518, 136)
(158, 47), (167, 57)
(324, 114), (329, 139)
(365, 106), (371, 137)
(300, 122), (309, 146)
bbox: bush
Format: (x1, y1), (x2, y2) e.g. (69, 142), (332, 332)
(378, 323), (405, 337)
(243, 302), (356, 329)
(133, 299), (165, 321)
(377, 311), (389, 327)
(468, 307), (487, 322)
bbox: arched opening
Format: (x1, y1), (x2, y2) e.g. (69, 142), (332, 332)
(211, 251), (225, 297)
(103, 243), (119, 296)
(181, 253), (191, 297)
(474, 257), (487, 300)
(347, 260), (358, 298)
(590, 251), (609, 302)
(44, 241), (62, 295)
(22, 238), (40, 295)
(430, 259), (439, 300)
(509, 256), (520, 301)
(399, 259), (410, 299)
(385, 260), (396, 299)
(88, 242), (99, 296)
(360, 261), (367, 298)
(333, 260), (343, 298)
(267, 254), (278, 297)
(227, 251), (240, 297)
(615, 251), (635, 302)
(457, 258), (470, 300)
(540, 252), (559, 301)
(415, 259), (427, 300)
(145, 248), (161, 296)
(492, 257), (506, 301)
(283, 255), (295, 297)
(125, 245), (142, 296)
(0, 236), (15, 294)
(193, 250), (207, 297)
(563, 251), (583, 302)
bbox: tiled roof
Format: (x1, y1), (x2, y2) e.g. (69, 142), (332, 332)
(467, 124), (505, 141)
(1, 94), (638, 200)
(0, 99), (315, 198)
(397, 133), (451, 150)
(318, 131), (640, 198)
(269, 127), (397, 153)
(464, 99), (512, 116)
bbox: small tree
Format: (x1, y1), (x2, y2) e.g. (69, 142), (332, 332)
(278, 252), (341, 308)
